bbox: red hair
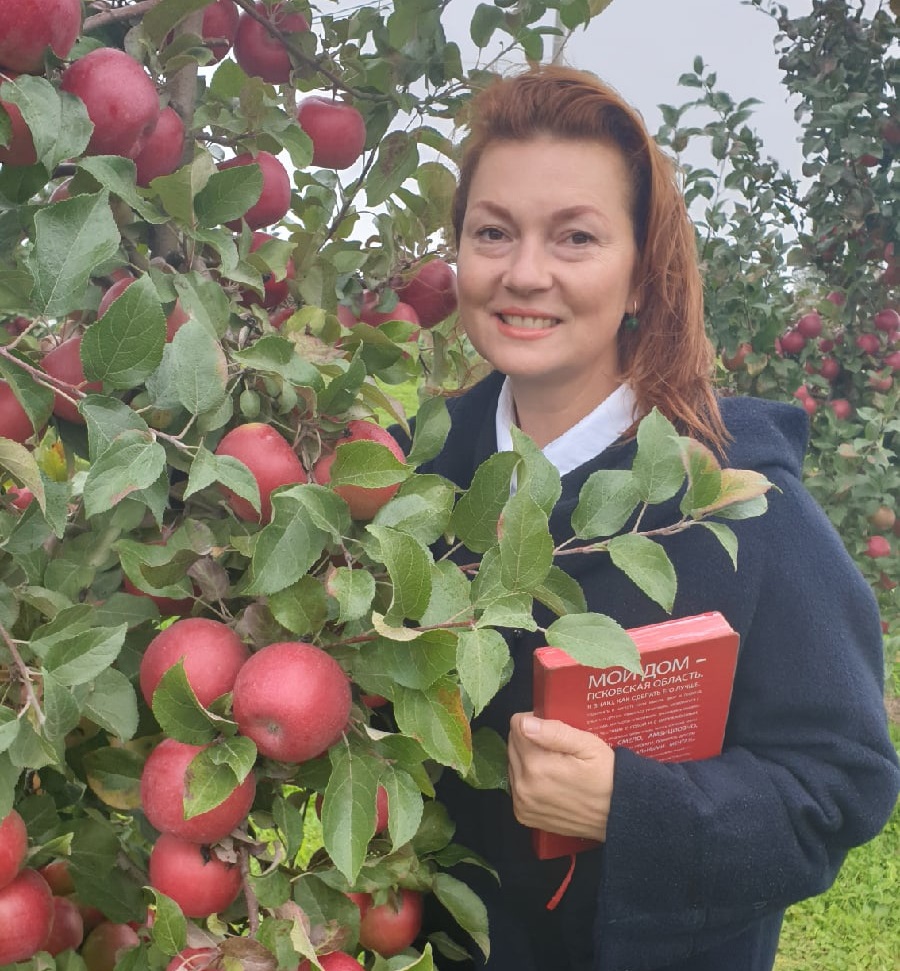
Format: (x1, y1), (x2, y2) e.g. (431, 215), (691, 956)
(452, 65), (726, 449)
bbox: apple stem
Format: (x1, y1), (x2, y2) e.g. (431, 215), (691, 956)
(0, 621), (45, 727)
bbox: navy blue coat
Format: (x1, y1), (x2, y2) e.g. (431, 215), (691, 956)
(408, 372), (900, 971)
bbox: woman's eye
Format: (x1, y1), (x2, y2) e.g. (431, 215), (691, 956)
(476, 227), (505, 241)
(568, 230), (596, 245)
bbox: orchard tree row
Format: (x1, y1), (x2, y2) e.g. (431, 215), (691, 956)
(0, 2), (774, 970)
(655, 0), (898, 640)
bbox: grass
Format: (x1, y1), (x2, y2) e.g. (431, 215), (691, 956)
(774, 721), (900, 970)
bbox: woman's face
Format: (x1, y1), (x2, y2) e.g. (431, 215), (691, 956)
(457, 136), (640, 403)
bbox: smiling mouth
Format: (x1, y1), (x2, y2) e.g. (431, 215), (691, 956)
(497, 313), (561, 329)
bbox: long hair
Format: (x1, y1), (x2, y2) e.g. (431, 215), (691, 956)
(451, 64), (727, 449)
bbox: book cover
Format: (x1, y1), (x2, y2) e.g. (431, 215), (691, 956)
(531, 611), (740, 860)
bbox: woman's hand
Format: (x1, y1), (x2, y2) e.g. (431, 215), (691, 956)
(508, 712), (615, 842)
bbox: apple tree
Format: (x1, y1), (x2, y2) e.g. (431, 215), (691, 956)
(655, 0), (898, 643)
(0, 1), (774, 968)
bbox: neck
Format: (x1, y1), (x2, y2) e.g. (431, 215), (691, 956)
(508, 372), (622, 448)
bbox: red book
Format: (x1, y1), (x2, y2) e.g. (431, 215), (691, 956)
(531, 611), (740, 860)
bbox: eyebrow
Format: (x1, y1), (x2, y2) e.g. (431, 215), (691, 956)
(467, 200), (611, 226)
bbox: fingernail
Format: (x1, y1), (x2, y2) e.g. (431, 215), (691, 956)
(521, 715), (541, 736)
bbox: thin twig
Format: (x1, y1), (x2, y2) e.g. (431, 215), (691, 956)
(83, 0), (166, 32)
(0, 622), (45, 727)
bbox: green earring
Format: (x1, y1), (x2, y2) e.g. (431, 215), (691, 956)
(623, 301), (639, 331)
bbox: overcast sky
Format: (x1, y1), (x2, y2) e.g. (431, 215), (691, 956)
(433, 0), (813, 176)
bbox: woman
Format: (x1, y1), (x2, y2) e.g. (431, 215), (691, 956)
(413, 65), (900, 970)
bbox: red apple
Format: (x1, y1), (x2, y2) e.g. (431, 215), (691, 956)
(240, 231), (296, 309)
(0, 868), (54, 964)
(396, 259), (458, 327)
(825, 291), (845, 306)
(855, 333), (881, 355)
(0, 0), (81, 75)
(133, 106), (185, 186)
(140, 738), (256, 843)
(819, 356), (841, 381)
(8, 486), (35, 510)
(269, 305), (296, 329)
(884, 350), (900, 372)
(0, 78), (37, 166)
(61, 49), (161, 159)
(358, 292), (420, 328)
(865, 535), (891, 558)
(233, 2), (309, 84)
(828, 398), (853, 421)
(348, 888), (423, 957)
(140, 617), (249, 708)
(0, 810), (27, 890)
(38, 860), (75, 896)
(298, 953), (366, 971)
(795, 311), (822, 338)
(123, 574), (194, 616)
(81, 922), (139, 971)
(214, 422), (307, 522)
(202, 0), (240, 62)
(312, 419), (406, 520)
(41, 335), (102, 424)
(0, 380), (40, 443)
(232, 641), (351, 764)
(219, 150), (291, 230)
(779, 329), (806, 355)
(873, 308), (899, 333)
(148, 834), (241, 919)
(801, 396), (817, 416)
(882, 119), (900, 146)
(869, 506), (896, 532)
(43, 894), (84, 955)
(296, 97), (367, 170)
(721, 342), (751, 372)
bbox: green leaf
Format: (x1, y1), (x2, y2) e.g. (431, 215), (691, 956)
(81, 395), (152, 460)
(325, 567), (376, 624)
(545, 613), (641, 671)
(245, 496), (328, 596)
(456, 629), (511, 718)
(380, 765), (423, 850)
(171, 319), (229, 415)
(183, 744), (250, 818)
(679, 438), (723, 517)
(0, 437), (45, 509)
(328, 439), (410, 491)
(372, 474), (457, 546)
(700, 521), (739, 568)
(572, 468), (641, 539)
(607, 533), (677, 613)
(498, 491), (552, 592)
(83, 746), (144, 811)
(81, 668), (139, 742)
(433, 873), (490, 959)
(449, 452), (518, 553)
(231, 334), (323, 389)
(0, 75), (91, 171)
(471, 3), (504, 46)
(195, 164), (264, 228)
(269, 574), (330, 635)
(323, 743), (379, 884)
(0, 709), (20, 756)
(366, 131), (419, 207)
(147, 891), (188, 955)
(42, 624), (127, 687)
(40, 671), (82, 741)
(533, 565), (588, 617)
(406, 395), (451, 467)
(77, 155), (169, 224)
(366, 524), (433, 623)
(692, 468), (772, 518)
(509, 426), (561, 516)
(417, 559), (474, 628)
(631, 408), (685, 504)
(81, 275), (166, 388)
(393, 678), (472, 773)
(27, 190), (120, 317)
(184, 445), (261, 516)
(152, 662), (222, 745)
(142, 0), (216, 43)
(82, 430), (167, 517)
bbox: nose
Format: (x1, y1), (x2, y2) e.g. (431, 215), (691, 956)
(502, 237), (552, 293)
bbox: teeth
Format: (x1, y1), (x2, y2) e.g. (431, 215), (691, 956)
(499, 314), (559, 329)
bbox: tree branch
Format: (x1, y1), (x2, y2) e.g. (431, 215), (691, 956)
(83, 0), (166, 32)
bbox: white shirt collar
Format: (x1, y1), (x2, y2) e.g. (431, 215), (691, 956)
(495, 377), (638, 480)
